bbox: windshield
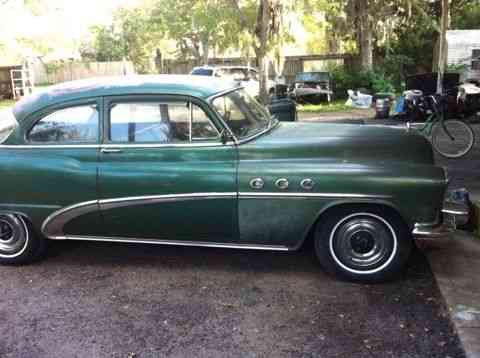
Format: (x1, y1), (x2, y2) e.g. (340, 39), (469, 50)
(0, 108), (18, 143)
(295, 72), (330, 82)
(211, 89), (273, 140)
(191, 68), (213, 76)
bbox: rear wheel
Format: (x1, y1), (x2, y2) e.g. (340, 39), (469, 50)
(0, 214), (45, 265)
(314, 207), (412, 282)
(431, 119), (475, 158)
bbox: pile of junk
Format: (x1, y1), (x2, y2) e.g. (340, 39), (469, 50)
(346, 73), (480, 121)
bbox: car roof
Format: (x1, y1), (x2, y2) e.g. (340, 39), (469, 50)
(13, 75), (238, 122)
(193, 65), (257, 71)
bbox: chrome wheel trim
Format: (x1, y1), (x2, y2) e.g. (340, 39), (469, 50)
(328, 213), (398, 275)
(0, 214), (29, 259)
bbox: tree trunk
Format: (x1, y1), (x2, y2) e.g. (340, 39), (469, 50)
(257, 0), (270, 103)
(200, 37), (209, 65)
(436, 0), (449, 94)
(357, 0), (373, 71)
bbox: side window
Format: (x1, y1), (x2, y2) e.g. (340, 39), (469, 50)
(109, 101), (219, 144)
(28, 105), (99, 143)
(192, 105), (219, 140)
(249, 70), (259, 81)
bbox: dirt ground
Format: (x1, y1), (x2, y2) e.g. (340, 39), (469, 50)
(0, 242), (464, 358)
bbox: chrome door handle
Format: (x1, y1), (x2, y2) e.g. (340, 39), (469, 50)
(101, 148), (123, 154)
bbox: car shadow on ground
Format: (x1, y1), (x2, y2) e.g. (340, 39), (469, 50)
(44, 238), (423, 280)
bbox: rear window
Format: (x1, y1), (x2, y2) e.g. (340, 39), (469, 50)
(0, 108), (18, 143)
(191, 68), (213, 76)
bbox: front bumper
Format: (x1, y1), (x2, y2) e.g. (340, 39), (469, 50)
(413, 201), (470, 241)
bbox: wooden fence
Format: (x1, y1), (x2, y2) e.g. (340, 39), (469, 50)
(33, 61), (135, 85)
(160, 54), (355, 83)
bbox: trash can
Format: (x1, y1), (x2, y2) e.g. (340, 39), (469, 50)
(375, 98), (391, 119)
(267, 98), (297, 122)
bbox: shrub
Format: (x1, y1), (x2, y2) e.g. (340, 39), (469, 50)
(329, 66), (397, 98)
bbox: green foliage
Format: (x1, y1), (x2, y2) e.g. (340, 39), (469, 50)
(330, 65), (396, 98)
(446, 63), (468, 73)
(375, 52), (414, 90)
(83, 25), (125, 62)
(116, 7), (159, 73)
(452, 0), (480, 29)
(150, 0), (239, 63)
(83, 6), (161, 73)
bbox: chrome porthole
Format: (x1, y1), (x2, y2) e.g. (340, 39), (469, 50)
(249, 178), (265, 190)
(0, 214), (29, 258)
(300, 178), (315, 190)
(275, 178), (289, 190)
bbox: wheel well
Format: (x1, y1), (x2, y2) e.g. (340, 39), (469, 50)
(300, 202), (409, 250)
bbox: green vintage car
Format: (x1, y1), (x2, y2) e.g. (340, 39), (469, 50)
(0, 75), (467, 281)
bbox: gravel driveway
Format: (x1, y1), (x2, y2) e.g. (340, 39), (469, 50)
(0, 241), (464, 358)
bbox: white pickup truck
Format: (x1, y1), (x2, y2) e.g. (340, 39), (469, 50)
(190, 65), (276, 98)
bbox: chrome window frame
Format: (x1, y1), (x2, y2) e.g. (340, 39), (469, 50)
(23, 98), (102, 146)
(207, 87), (276, 145)
(104, 94), (223, 146)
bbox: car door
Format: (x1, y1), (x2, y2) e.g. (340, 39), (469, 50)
(21, 98), (103, 238)
(97, 95), (238, 242)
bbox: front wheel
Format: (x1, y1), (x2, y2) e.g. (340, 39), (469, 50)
(431, 119), (475, 158)
(314, 207), (412, 282)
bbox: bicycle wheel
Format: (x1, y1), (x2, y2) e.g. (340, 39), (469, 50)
(431, 119), (475, 158)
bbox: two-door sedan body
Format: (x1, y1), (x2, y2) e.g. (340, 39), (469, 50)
(0, 75), (467, 281)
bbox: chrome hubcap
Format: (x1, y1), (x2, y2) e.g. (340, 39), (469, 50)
(0, 215), (28, 257)
(331, 214), (395, 272)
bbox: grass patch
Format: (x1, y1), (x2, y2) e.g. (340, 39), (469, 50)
(297, 99), (354, 113)
(0, 99), (15, 110)
(0, 86), (50, 111)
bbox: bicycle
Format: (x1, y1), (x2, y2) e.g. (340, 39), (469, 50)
(407, 94), (475, 159)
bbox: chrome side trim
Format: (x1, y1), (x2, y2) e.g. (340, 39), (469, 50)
(1, 144), (100, 149)
(42, 191), (391, 239)
(99, 192), (237, 211)
(238, 192), (391, 199)
(41, 193), (237, 238)
(1, 142), (235, 149)
(100, 142), (229, 149)
(41, 200), (99, 238)
(47, 235), (292, 251)
(0, 203), (62, 209)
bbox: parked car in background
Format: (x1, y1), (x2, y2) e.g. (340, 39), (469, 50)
(0, 75), (467, 282)
(190, 65), (276, 98)
(289, 71), (333, 104)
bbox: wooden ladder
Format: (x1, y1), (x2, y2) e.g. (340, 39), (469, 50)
(10, 67), (35, 100)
